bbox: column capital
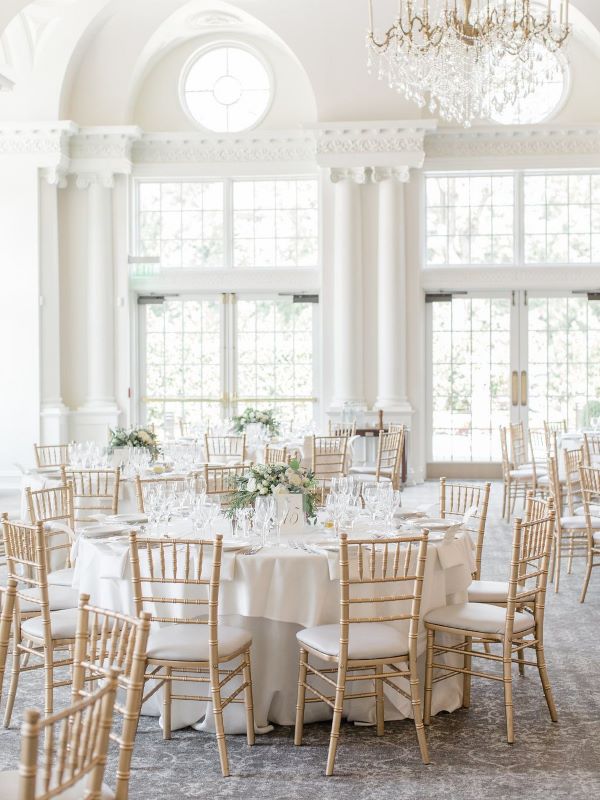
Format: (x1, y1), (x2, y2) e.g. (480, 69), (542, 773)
(69, 126), (142, 179)
(372, 166), (410, 183)
(75, 172), (116, 190)
(329, 167), (369, 184)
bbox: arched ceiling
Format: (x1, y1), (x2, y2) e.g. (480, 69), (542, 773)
(0, 0), (599, 124)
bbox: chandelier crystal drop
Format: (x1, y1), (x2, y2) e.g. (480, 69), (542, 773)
(366, 1), (571, 127)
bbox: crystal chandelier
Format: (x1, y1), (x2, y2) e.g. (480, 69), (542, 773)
(366, 1), (572, 126)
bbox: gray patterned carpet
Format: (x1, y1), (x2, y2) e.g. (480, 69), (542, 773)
(1, 482), (599, 800)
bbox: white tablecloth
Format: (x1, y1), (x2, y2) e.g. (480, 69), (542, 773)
(71, 522), (474, 735)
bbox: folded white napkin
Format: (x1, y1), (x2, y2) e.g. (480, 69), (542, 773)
(436, 540), (465, 570)
(45, 521), (76, 543)
(99, 544), (129, 580)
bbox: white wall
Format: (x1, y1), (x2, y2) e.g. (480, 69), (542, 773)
(0, 162), (40, 480)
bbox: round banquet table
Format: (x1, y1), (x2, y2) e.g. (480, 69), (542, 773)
(71, 522), (475, 735)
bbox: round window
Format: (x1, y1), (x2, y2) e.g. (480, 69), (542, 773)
(488, 46), (569, 126)
(181, 45), (272, 133)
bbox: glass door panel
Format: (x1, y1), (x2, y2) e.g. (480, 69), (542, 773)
(526, 294), (600, 430)
(429, 294), (512, 462)
(140, 296), (224, 432)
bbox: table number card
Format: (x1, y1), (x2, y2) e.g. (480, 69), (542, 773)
(278, 494), (305, 534)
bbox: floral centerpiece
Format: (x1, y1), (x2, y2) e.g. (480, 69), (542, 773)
(227, 459), (318, 520)
(232, 407), (280, 438)
(109, 426), (160, 460)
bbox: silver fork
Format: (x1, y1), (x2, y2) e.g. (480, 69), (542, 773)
(239, 545), (263, 556)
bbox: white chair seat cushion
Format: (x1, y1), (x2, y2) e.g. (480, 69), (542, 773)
(575, 504), (600, 516)
(48, 568), (75, 588)
(560, 515), (600, 529)
(21, 608), (78, 641)
(509, 467), (534, 479)
(18, 585), (79, 613)
(297, 622), (408, 660)
(348, 466), (392, 477)
(0, 771), (114, 799)
(467, 579), (509, 604)
(146, 623), (251, 662)
(424, 602), (533, 635)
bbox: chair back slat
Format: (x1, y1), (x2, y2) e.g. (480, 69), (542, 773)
(375, 429), (405, 486)
(204, 434), (246, 463)
(264, 445), (288, 465)
(18, 669), (120, 800)
(60, 468), (120, 526)
(563, 446), (584, 514)
(311, 435), (348, 481)
(578, 465), (600, 547)
(26, 484), (75, 569)
(34, 443), (70, 469)
(439, 479), (491, 580)
(583, 433), (600, 466)
(509, 422), (528, 468)
(204, 464), (246, 507)
(1, 517), (53, 627)
(328, 420), (356, 437)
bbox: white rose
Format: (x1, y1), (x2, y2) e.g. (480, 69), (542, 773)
(259, 487), (268, 495)
(273, 484), (288, 495)
(288, 473), (302, 487)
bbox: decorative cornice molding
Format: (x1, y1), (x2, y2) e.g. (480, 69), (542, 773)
(313, 121), (434, 172)
(70, 127), (142, 161)
(75, 172), (115, 190)
(425, 126), (600, 161)
(132, 132), (316, 164)
(0, 122), (77, 157)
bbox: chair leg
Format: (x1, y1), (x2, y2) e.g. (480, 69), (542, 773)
(44, 647), (54, 718)
(549, 536), (556, 584)
(115, 675), (145, 800)
(579, 552), (593, 603)
(162, 667), (172, 740)
(462, 637), (472, 708)
(502, 481), (508, 520)
(516, 639), (525, 677)
(533, 636), (558, 723)
(294, 648), (308, 746)
(567, 535), (575, 575)
(502, 640), (514, 744)
(242, 650), (255, 746)
(424, 629), (434, 725)
(408, 660), (430, 765)
(0, 589), (13, 711)
(554, 537), (562, 593)
(4, 629), (21, 728)
(375, 667), (384, 737)
(210, 664), (230, 778)
(325, 663), (347, 777)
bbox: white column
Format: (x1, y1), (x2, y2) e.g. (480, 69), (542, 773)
(74, 172), (120, 442)
(330, 167), (367, 409)
(373, 168), (412, 414)
(39, 172), (69, 442)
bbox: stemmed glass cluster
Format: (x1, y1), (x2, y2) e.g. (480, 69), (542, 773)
(325, 476), (363, 536)
(68, 442), (109, 468)
(362, 483), (402, 532)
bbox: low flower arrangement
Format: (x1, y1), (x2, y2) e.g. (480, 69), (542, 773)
(227, 459), (318, 520)
(232, 407), (280, 437)
(109, 426), (160, 459)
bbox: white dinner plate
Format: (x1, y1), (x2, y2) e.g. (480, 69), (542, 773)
(80, 523), (130, 538)
(397, 509), (428, 520)
(222, 540), (251, 552)
(411, 518), (462, 532)
(105, 513), (148, 525)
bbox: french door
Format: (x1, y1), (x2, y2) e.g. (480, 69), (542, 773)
(427, 290), (600, 467)
(138, 293), (319, 432)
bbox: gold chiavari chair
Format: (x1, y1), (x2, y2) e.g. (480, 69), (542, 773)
(500, 426), (535, 519)
(204, 434), (247, 464)
(311, 436), (348, 498)
(128, 532), (255, 777)
(264, 444), (288, 465)
(544, 419), (567, 439)
(33, 443), (70, 469)
(583, 432), (600, 466)
(509, 421), (531, 468)
(563, 446), (584, 516)
(439, 479), (491, 583)
(26, 483), (75, 588)
(423, 501), (557, 745)
(134, 475), (191, 514)
(60, 467), (120, 527)
(529, 428), (551, 493)
(71, 596), (151, 800)
(577, 466), (600, 603)
(0, 518), (79, 726)
(0, 659), (120, 800)
(349, 428), (405, 490)
(294, 532), (430, 776)
(328, 420), (357, 437)
(204, 464), (247, 508)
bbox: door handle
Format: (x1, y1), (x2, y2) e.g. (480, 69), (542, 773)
(512, 371), (519, 407)
(520, 370), (527, 406)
